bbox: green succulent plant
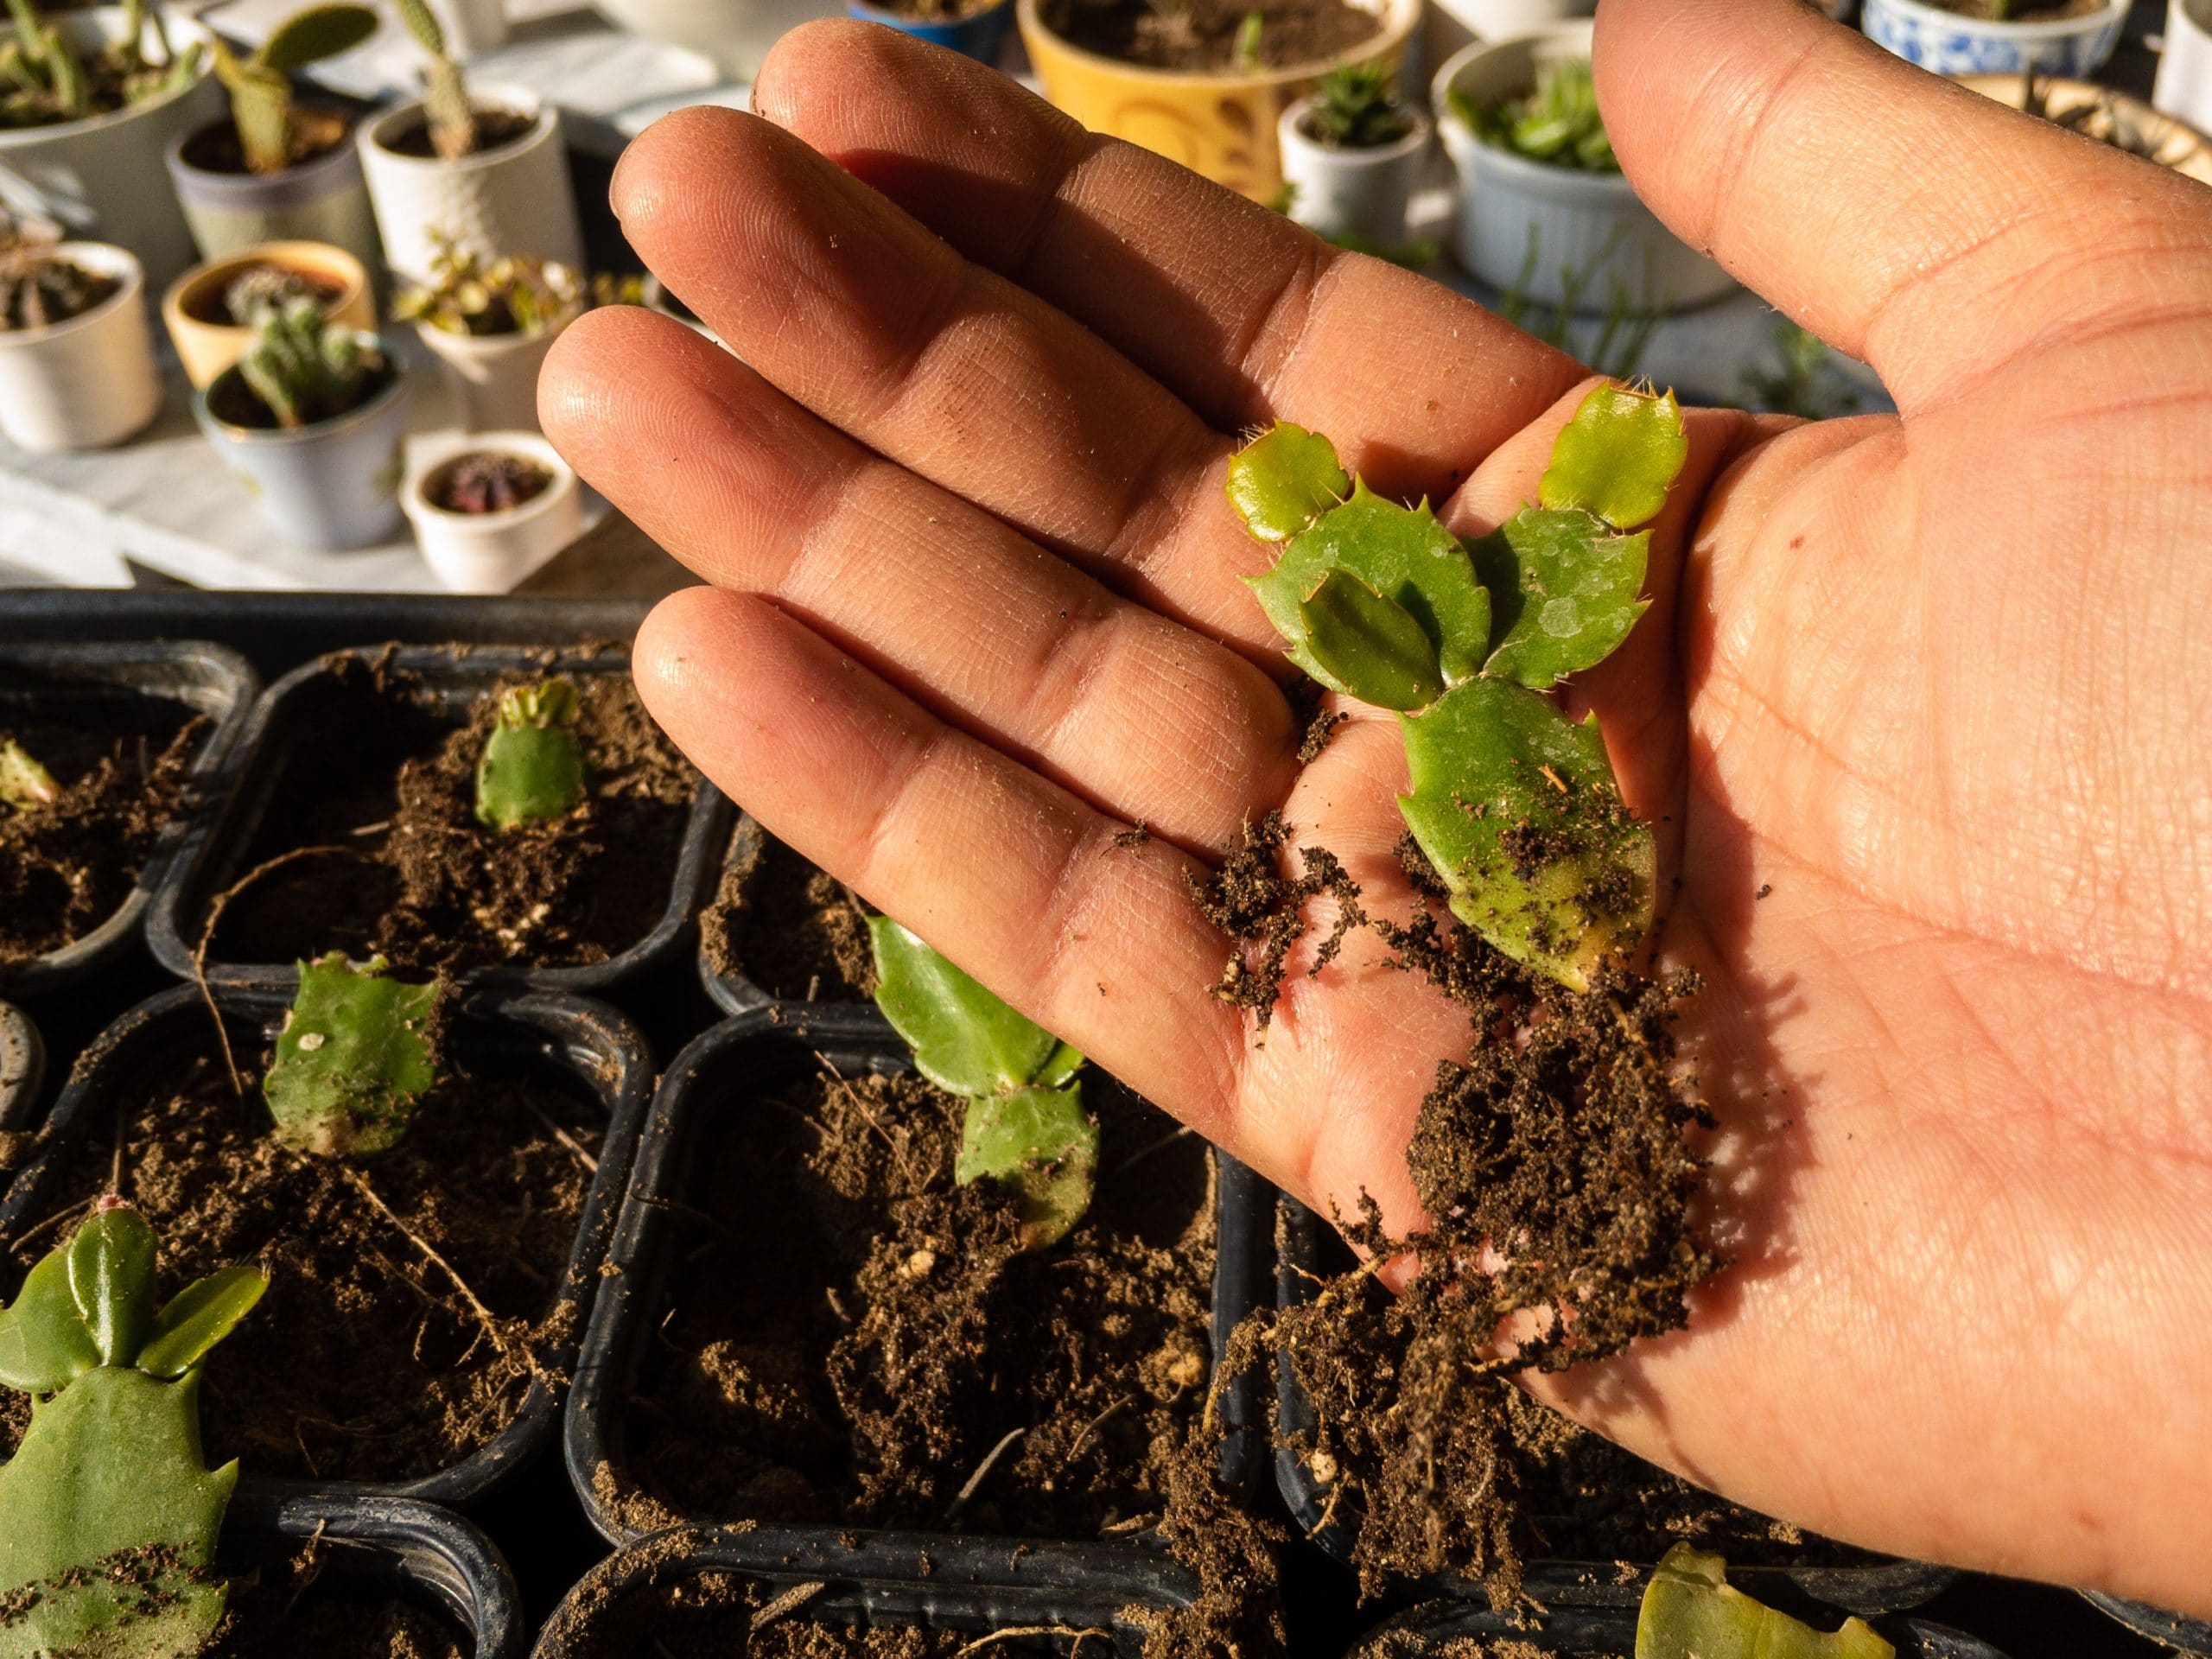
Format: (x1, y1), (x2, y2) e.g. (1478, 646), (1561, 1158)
(474, 680), (588, 830)
(207, 3), (378, 175)
(1227, 382), (1687, 989)
(1452, 54), (1618, 172)
(0, 737), (56, 811)
(870, 918), (1096, 1249)
(1637, 1546), (1894, 1659)
(233, 294), (381, 430)
(0, 0), (203, 131)
(395, 238), (582, 339)
(263, 953), (446, 1156)
(392, 0), (474, 160)
(0, 1199), (267, 1659)
(1300, 63), (1414, 150)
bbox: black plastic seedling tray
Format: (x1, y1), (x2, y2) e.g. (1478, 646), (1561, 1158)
(145, 645), (731, 997)
(0, 1001), (38, 1131)
(531, 1522), (1188, 1656)
(1272, 1196), (1959, 1618)
(2082, 1592), (2212, 1656)
(224, 1487), (524, 1659)
(0, 979), (657, 1509)
(1350, 1595), (2012, 1658)
(697, 812), (886, 1020)
(565, 1007), (1269, 1599)
(0, 640), (257, 999)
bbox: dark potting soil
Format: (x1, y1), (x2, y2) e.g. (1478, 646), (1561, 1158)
(177, 106), (354, 177)
(203, 656), (695, 975)
(1356, 1637), (1625, 1659)
(0, 1029), (599, 1484)
(380, 105), (537, 160)
(207, 1541), (467, 1659)
(207, 353), (396, 431)
(602, 1066), (1217, 1546)
(700, 836), (874, 1002)
(0, 699), (200, 969)
(1039, 0), (1382, 71)
(1925, 0), (2104, 17)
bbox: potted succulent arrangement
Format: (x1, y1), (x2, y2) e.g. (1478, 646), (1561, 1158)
(1860, 0), (2128, 76)
(0, 238), (160, 452)
(1277, 61), (1430, 249)
(1018, 0), (1421, 200)
(0, 0), (219, 287)
(395, 237), (582, 432)
(191, 288), (409, 549)
(845, 0), (1015, 64)
(357, 0), (582, 287)
(401, 431), (587, 593)
(162, 2), (384, 271)
(159, 237), (374, 387)
(1433, 22), (1733, 310)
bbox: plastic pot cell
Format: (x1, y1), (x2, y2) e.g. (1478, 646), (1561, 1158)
(0, 980), (655, 1507)
(0, 639), (257, 999)
(1351, 1596), (2013, 1658)
(565, 1010), (1268, 1570)
(147, 645), (729, 995)
(1273, 1197), (1959, 1617)
(2079, 1591), (2212, 1657)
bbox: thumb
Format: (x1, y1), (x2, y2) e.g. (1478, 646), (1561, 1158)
(1592, 0), (2212, 413)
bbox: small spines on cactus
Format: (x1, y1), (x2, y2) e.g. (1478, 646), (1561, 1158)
(263, 954), (447, 1156)
(437, 451), (553, 515)
(474, 679), (588, 830)
(235, 294), (378, 429)
(391, 0), (474, 159)
(0, 249), (118, 331)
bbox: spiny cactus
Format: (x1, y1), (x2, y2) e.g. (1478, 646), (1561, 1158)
(263, 954), (446, 1156)
(395, 236), (580, 338)
(0, 735), (56, 810)
(869, 918), (1096, 1249)
(1301, 63), (1414, 150)
(235, 295), (378, 429)
(0, 0), (201, 130)
(0, 1199), (267, 1659)
(208, 3), (378, 175)
(220, 262), (327, 328)
(474, 680), (588, 830)
(438, 452), (552, 515)
(392, 0), (474, 160)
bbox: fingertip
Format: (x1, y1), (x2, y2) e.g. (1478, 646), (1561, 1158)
(537, 305), (708, 475)
(753, 16), (903, 131)
(609, 104), (760, 239)
(634, 586), (755, 734)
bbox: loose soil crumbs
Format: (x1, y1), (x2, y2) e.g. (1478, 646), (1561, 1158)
(1189, 810), (1365, 1026)
(1926, 0), (2103, 17)
(700, 832), (874, 1002)
(1355, 1632), (1625, 1659)
(1039, 0), (1382, 71)
(208, 1538), (467, 1659)
(0, 1027), (599, 1483)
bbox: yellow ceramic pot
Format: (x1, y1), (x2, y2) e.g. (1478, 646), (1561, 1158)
(162, 240), (377, 391)
(1018, 0), (1421, 200)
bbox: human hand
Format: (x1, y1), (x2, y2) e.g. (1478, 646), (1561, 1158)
(542, 0), (2212, 1615)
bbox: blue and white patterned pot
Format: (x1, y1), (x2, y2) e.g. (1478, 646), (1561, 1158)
(1861, 0), (2127, 75)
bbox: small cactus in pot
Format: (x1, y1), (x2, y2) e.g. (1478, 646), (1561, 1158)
(435, 450), (554, 514)
(0, 0), (205, 130)
(393, 0), (475, 159)
(231, 292), (383, 429)
(0, 244), (118, 330)
(206, 2), (378, 175)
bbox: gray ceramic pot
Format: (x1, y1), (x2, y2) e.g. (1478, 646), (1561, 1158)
(164, 110), (384, 274)
(193, 340), (409, 549)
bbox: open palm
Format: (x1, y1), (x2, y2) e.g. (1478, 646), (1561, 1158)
(543, 0), (2212, 1618)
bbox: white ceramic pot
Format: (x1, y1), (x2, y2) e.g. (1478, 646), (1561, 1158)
(1277, 94), (1431, 247)
(164, 108), (384, 273)
(414, 302), (579, 433)
(358, 87), (584, 288)
(2157, 0), (2212, 130)
(0, 243), (161, 453)
(0, 10), (222, 291)
(1433, 26), (1734, 314)
(439, 0), (511, 57)
(194, 341), (410, 548)
(402, 429), (584, 591)
(1861, 0), (2128, 76)
(1431, 0), (1589, 38)
(588, 0), (835, 78)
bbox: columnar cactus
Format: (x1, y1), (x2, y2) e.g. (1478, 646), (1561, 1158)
(262, 954), (445, 1156)
(236, 295), (373, 429)
(474, 680), (588, 830)
(0, 1200), (267, 1659)
(0, 737), (56, 810)
(207, 3), (378, 175)
(391, 0), (474, 160)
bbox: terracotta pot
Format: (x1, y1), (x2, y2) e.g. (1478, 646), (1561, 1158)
(162, 240), (377, 390)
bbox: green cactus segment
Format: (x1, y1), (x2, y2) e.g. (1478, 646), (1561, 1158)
(1224, 421), (1349, 543)
(391, 0), (474, 159)
(238, 296), (372, 429)
(212, 3), (375, 175)
(1397, 677), (1654, 993)
(1637, 1547), (1895, 1659)
(0, 1249), (99, 1392)
(0, 738), (56, 811)
(258, 3), (376, 71)
(954, 1083), (1098, 1250)
(136, 1269), (271, 1382)
(1246, 479), (1492, 693)
(869, 918), (1097, 1247)
(1471, 507), (1649, 690)
(1539, 384), (1688, 532)
(263, 954), (443, 1156)
(474, 679), (588, 830)
(68, 1205), (156, 1368)
(1295, 569), (1445, 712)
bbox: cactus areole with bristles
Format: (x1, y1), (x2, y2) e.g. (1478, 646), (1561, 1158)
(0, 1200), (267, 1659)
(868, 918), (1096, 1249)
(1227, 384), (1688, 991)
(263, 953), (445, 1156)
(474, 680), (588, 830)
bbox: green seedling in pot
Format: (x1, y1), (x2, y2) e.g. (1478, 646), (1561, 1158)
(474, 679), (588, 830)
(1452, 54), (1617, 173)
(0, 1198), (267, 1659)
(869, 918), (1096, 1249)
(1228, 383), (1687, 989)
(207, 3), (378, 175)
(0, 0), (204, 131)
(0, 737), (56, 812)
(1301, 63), (1414, 150)
(1637, 1546), (1893, 1659)
(263, 953), (446, 1156)
(392, 0), (474, 160)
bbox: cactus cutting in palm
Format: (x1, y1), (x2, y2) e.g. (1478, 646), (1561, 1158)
(474, 679), (588, 830)
(0, 1199), (267, 1659)
(262, 953), (447, 1156)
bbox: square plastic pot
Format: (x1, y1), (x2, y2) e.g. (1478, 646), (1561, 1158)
(564, 1007), (1270, 1573)
(1273, 1195), (1960, 1617)
(0, 639), (257, 999)
(1350, 1597), (2012, 1658)
(146, 645), (730, 996)
(0, 979), (656, 1507)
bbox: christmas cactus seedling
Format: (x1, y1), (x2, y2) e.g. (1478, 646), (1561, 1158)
(869, 918), (1096, 1249)
(0, 1198), (267, 1659)
(1227, 384), (1687, 989)
(263, 953), (445, 1156)
(1637, 1546), (1894, 1659)
(474, 679), (588, 830)
(0, 739), (56, 812)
